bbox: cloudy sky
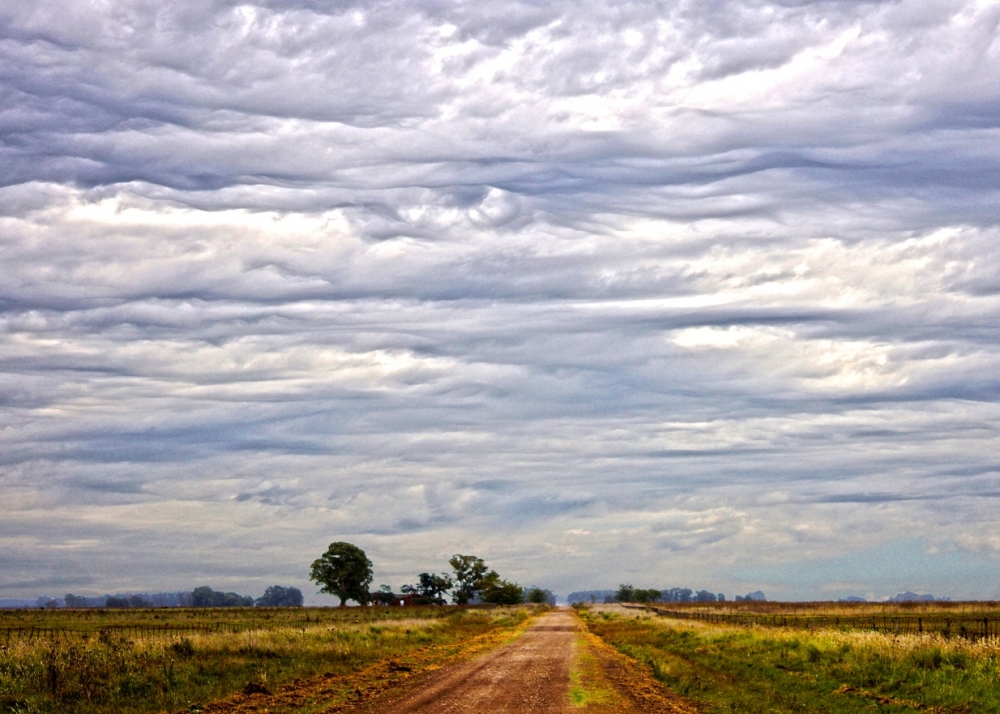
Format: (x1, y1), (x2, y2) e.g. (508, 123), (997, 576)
(2, 0), (999, 604)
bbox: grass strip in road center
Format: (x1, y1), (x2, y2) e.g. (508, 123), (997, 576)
(191, 607), (542, 714)
(569, 631), (621, 710)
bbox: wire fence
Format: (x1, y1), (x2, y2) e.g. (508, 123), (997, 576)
(0, 607), (443, 646)
(640, 607), (1000, 641)
(0, 620), (316, 646)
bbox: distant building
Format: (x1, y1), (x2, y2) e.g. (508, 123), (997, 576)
(370, 592), (418, 606)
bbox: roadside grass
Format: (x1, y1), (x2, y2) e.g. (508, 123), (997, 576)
(0, 607), (535, 714)
(0, 606), (421, 635)
(579, 605), (999, 714)
(568, 633), (619, 709)
(645, 600), (1000, 619)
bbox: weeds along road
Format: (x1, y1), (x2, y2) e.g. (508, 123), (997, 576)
(338, 609), (697, 714)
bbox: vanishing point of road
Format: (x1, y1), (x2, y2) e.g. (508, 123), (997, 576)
(340, 609), (697, 714)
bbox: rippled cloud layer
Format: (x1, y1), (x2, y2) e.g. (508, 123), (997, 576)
(2, 0), (999, 601)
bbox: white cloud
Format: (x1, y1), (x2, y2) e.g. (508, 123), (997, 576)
(1, 0), (999, 600)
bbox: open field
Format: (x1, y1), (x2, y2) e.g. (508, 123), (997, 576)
(277, 609), (695, 714)
(640, 600), (1000, 640)
(0, 606), (429, 645)
(0, 606), (536, 714)
(579, 604), (1000, 713)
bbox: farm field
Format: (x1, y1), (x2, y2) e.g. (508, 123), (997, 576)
(579, 603), (1000, 714)
(642, 599), (1000, 639)
(331, 608), (695, 714)
(0, 605), (536, 714)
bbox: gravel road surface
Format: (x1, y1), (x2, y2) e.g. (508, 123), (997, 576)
(339, 609), (697, 714)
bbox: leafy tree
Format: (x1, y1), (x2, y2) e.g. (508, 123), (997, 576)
(401, 572), (453, 605)
(191, 586), (215, 607)
(191, 586), (254, 607)
(255, 585), (304, 607)
(526, 587), (550, 604)
(449, 554), (490, 605)
(695, 590), (718, 602)
(615, 583), (636, 603)
(480, 572), (523, 605)
(663, 587), (693, 603)
(634, 588), (661, 603)
(64, 593), (88, 608)
(310, 542), (374, 606)
(105, 596), (130, 608)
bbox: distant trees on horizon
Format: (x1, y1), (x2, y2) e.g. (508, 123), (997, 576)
(255, 585), (304, 607)
(310, 544), (540, 607)
(56, 584), (304, 609)
(614, 584), (727, 604)
(395, 553), (527, 606)
(567, 585), (746, 605)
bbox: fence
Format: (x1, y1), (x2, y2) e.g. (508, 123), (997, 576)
(1, 621), (282, 647)
(641, 607), (1000, 641)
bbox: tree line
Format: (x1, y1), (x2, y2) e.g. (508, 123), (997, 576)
(614, 584), (727, 604)
(605, 585), (767, 604)
(60, 584), (304, 609)
(310, 542), (551, 607)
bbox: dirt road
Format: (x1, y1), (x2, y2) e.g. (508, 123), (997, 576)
(337, 609), (698, 714)
(193, 609), (698, 714)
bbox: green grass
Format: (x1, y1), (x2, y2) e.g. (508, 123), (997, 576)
(568, 634), (617, 708)
(0, 606), (534, 714)
(0, 605), (422, 636)
(641, 600), (1000, 639)
(579, 605), (998, 714)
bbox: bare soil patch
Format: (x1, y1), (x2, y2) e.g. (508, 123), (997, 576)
(337, 609), (698, 714)
(171, 609), (698, 714)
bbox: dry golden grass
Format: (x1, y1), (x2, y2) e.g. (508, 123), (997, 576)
(0, 606), (538, 714)
(580, 604), (999, 714)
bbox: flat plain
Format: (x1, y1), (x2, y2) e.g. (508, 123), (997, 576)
(581, 602), (1000, 713)
(0, 605), (535, 714)
(4, 601), (999, 713)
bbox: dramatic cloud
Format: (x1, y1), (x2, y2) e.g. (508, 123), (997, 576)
(1, 0), (999, 602)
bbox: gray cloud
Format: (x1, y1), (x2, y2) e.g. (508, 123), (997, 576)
(1, 0), (999, 601)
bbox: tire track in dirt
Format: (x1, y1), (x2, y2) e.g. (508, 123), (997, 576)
(332, 609), (699, 714)
(177, 609), (699, 714)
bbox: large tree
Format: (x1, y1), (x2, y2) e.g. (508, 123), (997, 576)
(309, 542), (374, 606)
(480, 572), (524, 605)
(615, 583), (636, 603)
(449, 554), (490, 605)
